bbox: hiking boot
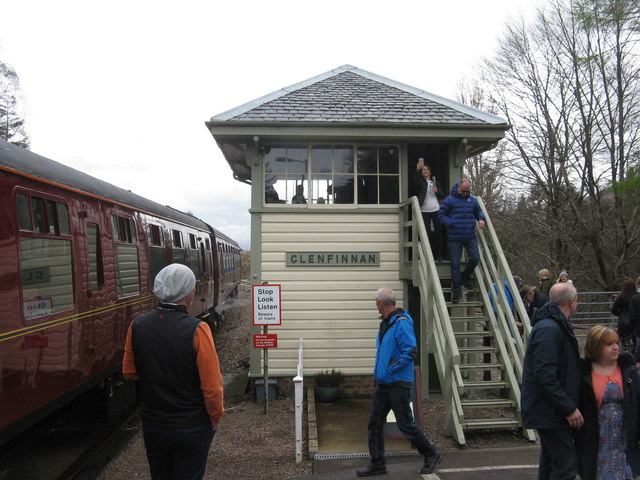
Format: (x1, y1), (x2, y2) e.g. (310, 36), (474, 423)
(452, 291), (461, 304)
(420, 453), (441, 474)
(356, 463), (387, 476)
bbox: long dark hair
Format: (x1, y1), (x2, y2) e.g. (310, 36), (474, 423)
(617, 279), (636, 302)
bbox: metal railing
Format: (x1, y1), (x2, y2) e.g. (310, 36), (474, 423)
(400, 196), (464, 442)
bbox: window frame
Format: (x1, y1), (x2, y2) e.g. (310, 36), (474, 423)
(262, 143), (400, 207)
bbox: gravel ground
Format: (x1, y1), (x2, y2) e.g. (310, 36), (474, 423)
(98, 281), (533, 479)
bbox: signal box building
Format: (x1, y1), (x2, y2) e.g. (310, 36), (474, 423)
(206, 65), (508, 382)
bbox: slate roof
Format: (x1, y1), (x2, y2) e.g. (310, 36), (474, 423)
(210, 65), (506, 126)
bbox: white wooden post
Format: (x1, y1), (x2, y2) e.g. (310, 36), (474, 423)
(293, 338), (304, 463)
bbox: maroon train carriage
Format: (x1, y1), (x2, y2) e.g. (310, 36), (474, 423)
(0, 140), (241, 446)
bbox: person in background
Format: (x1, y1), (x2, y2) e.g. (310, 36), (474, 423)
(123, 263), (224, 480)
(519, 285), (549, 323)
(291, 184), (307, 204)
(538, 269), (553, 297)
(357, 287), (440, 477)
(574, 326), (640, 480)
(521, 283), (583, 480)
(611, 279), (637, 354)
(438, 179), (486, 304)
(629, 276), (640, 361)
(414, 158), (445, 261)
(557, 271), (573, 284)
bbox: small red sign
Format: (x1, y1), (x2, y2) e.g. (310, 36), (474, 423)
(253, 334), (278, 349)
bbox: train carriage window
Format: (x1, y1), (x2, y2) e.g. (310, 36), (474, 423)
(188, 233), (197, 249)
(16, 194), (33, 230)
(87, 223), (104, 290)
(112, 216), (137, 243)
(148, 224), (166, 281)
(112, 215), (140, 298)
(17, 193), (70, 235)
(20, 237), (74, 319)
(32, 197), (47, 232)
(57, 203), (70, 234)
(148, 224), (163, 246)
(172, 230), (182, 248)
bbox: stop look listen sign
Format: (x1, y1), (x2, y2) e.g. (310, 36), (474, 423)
(252, 284), (281, 326)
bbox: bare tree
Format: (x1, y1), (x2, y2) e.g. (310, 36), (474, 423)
(479, 0), (640, 289)
(0, 58), (29, 148)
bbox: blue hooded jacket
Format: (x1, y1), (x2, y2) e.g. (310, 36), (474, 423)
(374, 309), (418, 386)
(438, 183), (485, 242)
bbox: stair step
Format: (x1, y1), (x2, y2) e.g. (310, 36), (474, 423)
(460, 380), (509, 390)
(459, 346), (495, 353)
(463, 418), (522, 430)
(454, 331), (495, 338)
(461, 399), (516, 408)
(449, 316), (487, 322)
(459, 363), (503, 370)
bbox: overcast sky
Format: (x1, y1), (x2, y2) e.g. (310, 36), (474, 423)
(0, 0), (539, 250)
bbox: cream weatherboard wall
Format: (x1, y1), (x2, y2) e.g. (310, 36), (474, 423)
(255, 211), (403, 377)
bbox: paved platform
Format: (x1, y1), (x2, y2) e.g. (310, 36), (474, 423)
(303, 392), (541, 479)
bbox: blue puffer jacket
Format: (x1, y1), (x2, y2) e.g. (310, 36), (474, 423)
(374, 309), (419, 386)
(438, 183), (485, 241)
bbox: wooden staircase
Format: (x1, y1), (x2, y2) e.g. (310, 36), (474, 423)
(400, 196), (535, 445)
(443, 269), (527, 435)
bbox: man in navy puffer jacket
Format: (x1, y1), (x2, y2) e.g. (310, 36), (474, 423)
(357, 287), (440, 477)
(438, 179), (486, 303)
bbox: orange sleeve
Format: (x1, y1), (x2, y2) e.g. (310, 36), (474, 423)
(194, 322), (225, 428)
(122, 322), (139, 380)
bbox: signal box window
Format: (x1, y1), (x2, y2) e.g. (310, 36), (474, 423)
(111, 214), (140, 298)
(262, 144), (399, 205)
(16, 193), (73, 320)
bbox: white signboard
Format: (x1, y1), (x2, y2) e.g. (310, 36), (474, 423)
(252, 284), (282, 326)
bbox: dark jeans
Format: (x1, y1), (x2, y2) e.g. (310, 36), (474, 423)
(367, 384), (437, 465)
(143, 424), (215, 480)
(536, 429), (578, 480)
(421, 211), (442, 259)
(449, 237), (479, 293)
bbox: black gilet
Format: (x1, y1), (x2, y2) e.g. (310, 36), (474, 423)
(131, 303), (209, 429)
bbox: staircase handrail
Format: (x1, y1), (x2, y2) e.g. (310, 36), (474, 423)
(401, 196), (465, 443)
(475, 197), (531, 382)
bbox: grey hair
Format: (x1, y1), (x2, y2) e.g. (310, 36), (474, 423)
(550, 282), (577, 306)
(459, 178), (472, 188)
(375, 287), (396, 306)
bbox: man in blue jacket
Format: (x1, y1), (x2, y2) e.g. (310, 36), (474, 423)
(521, 283), (583, 479)
(438, 179), (486, 303)
(357, 287), (440, 477)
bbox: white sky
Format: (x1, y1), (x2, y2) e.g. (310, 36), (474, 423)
(0, 0), (539, 250)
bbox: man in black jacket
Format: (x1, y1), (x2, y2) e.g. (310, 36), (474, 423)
(521, 282), (583, 480)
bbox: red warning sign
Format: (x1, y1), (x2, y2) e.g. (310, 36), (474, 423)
(253, 334), (278, 349)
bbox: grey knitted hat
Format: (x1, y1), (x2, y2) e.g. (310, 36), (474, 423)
(153, 264), (196, 303)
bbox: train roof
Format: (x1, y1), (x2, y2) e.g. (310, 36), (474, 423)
(0, 140), (238, 248)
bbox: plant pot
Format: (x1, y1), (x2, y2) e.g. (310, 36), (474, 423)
(316, 385), (340, 402)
